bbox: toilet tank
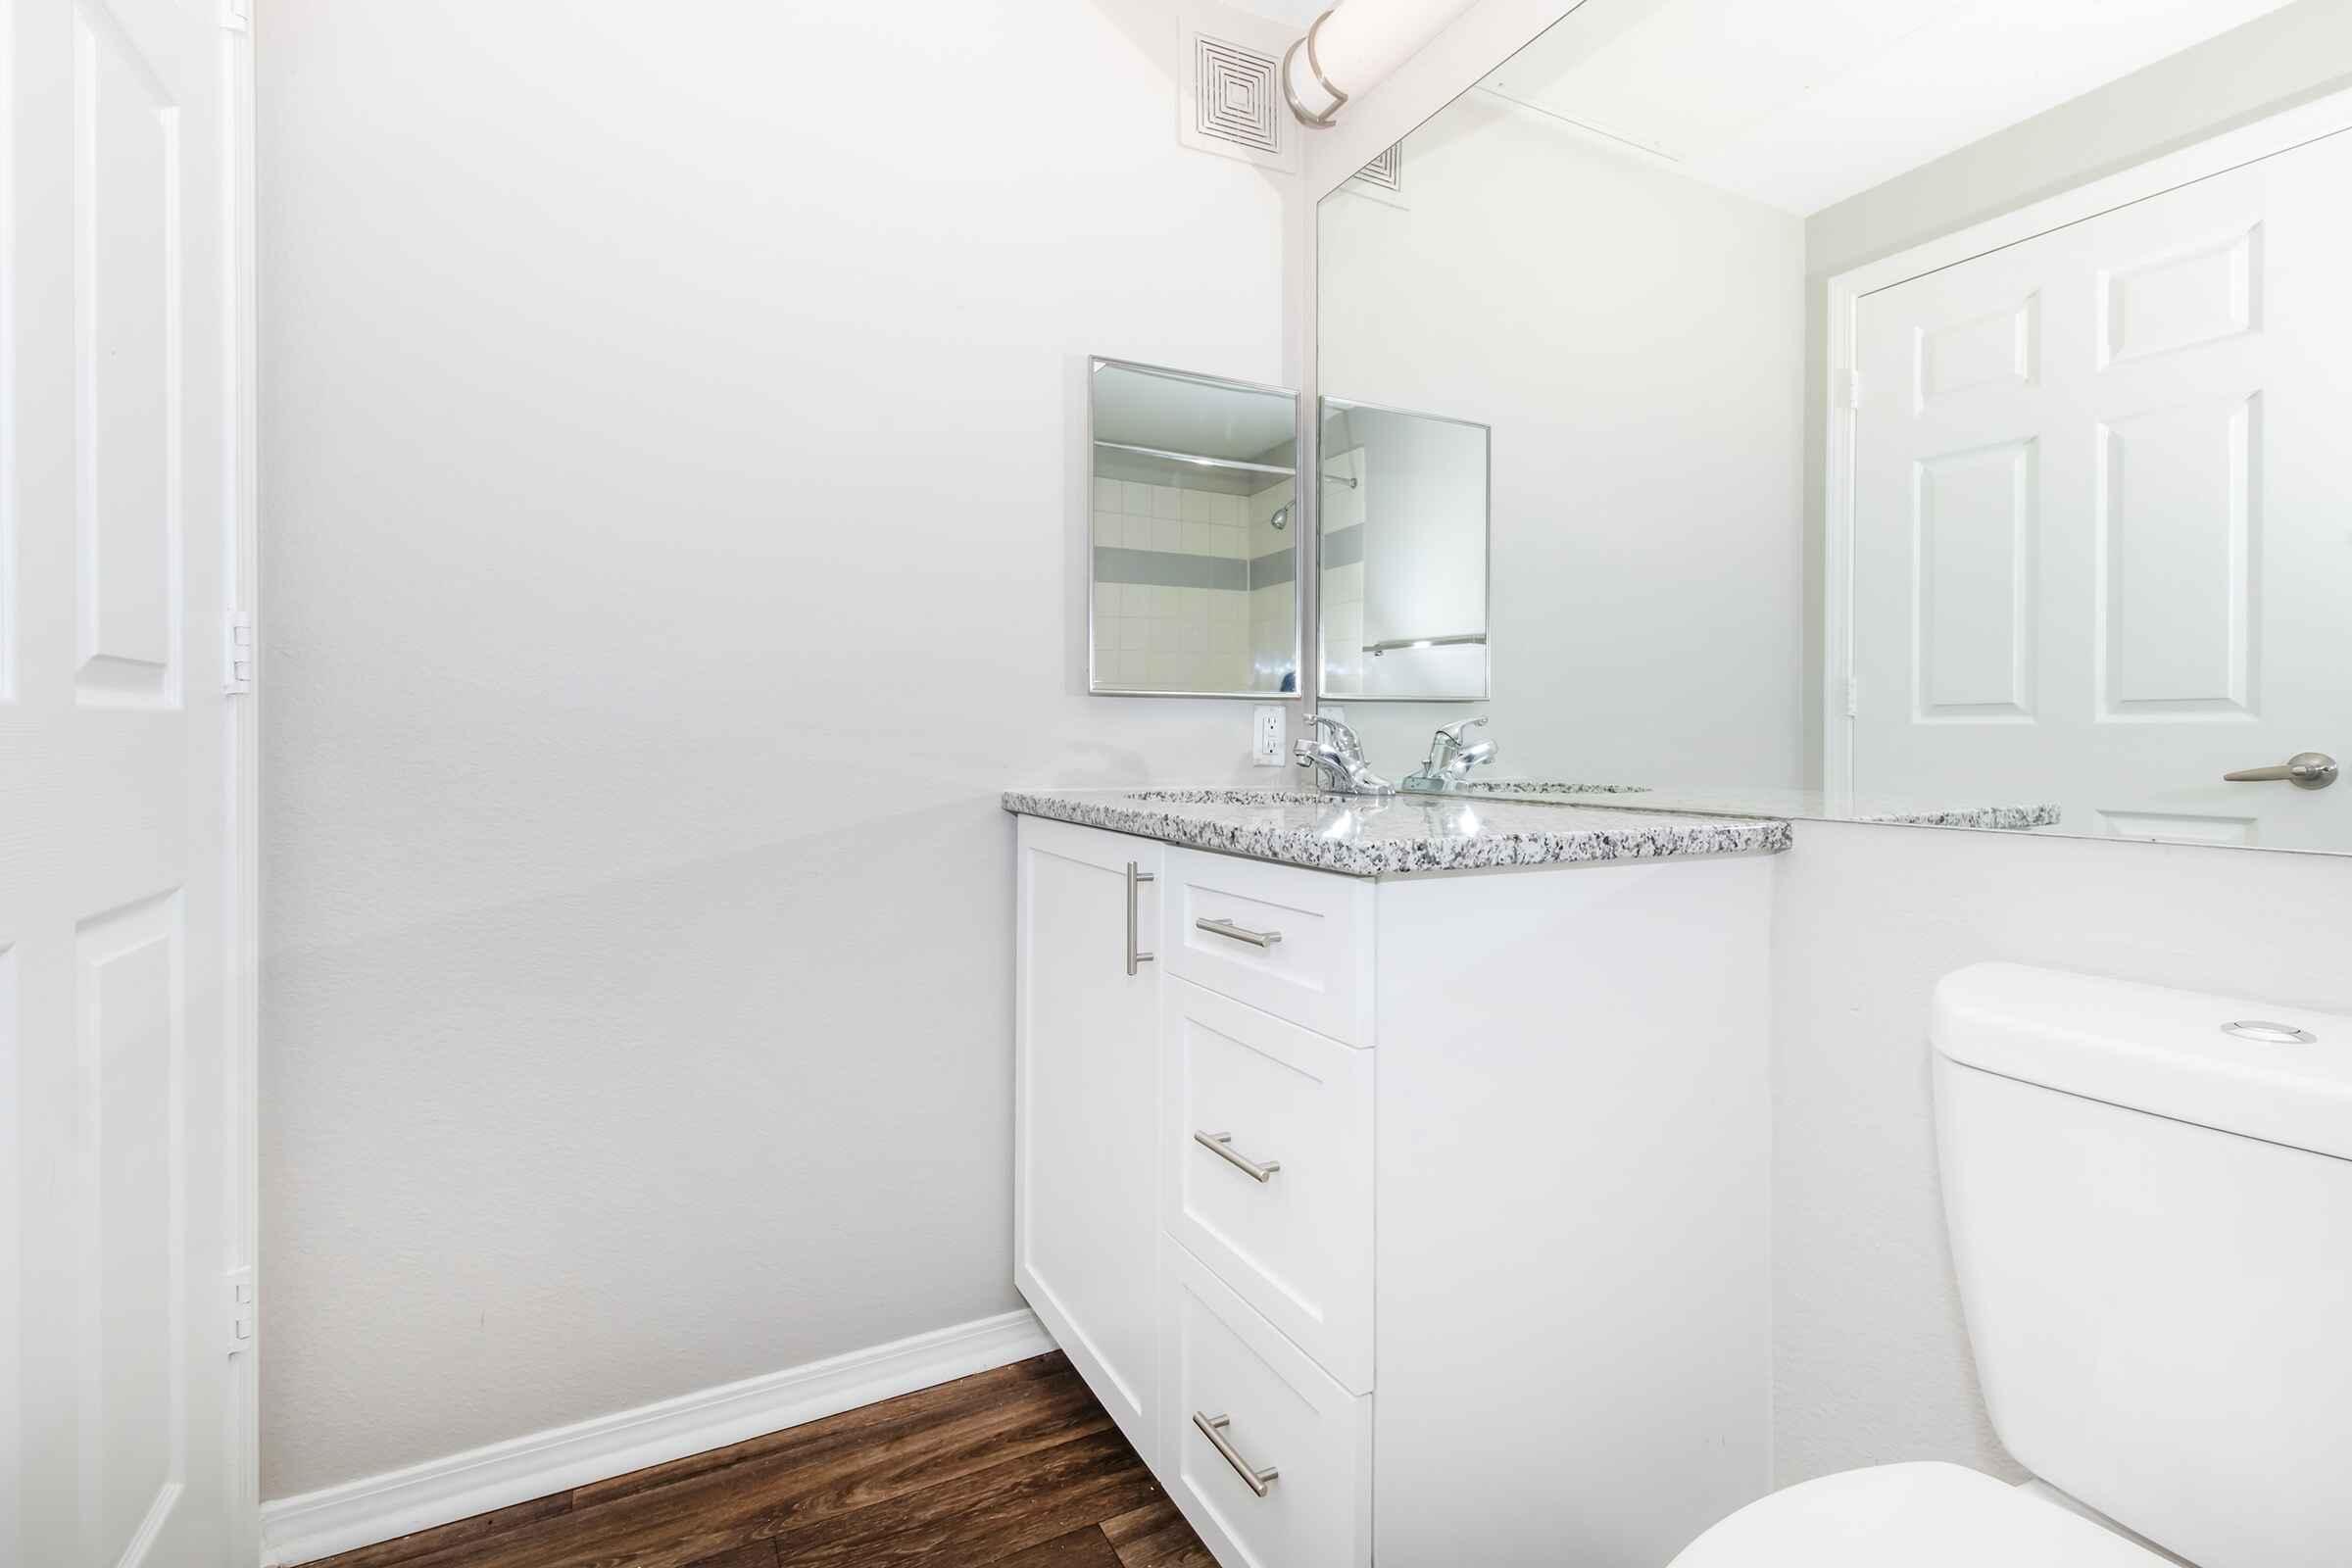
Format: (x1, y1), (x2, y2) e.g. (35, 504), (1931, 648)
(1931, 963), (2352, 1568)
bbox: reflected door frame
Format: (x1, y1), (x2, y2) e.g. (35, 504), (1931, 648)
(1821, 82), (2352, 812)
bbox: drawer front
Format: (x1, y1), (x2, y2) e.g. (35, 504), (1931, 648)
(1162, 848), (1374, 1045)
(1163, 980), (1373, 1392)
(1161, 1239), (1372, 1568)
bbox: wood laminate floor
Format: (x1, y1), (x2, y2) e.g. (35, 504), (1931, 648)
(304, 1352), (1212, 1568)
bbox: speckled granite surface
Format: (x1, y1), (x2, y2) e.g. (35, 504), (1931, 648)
(1444, 780), (2059, 831)
(1003, 787), (1789, 877)
(1486, 785), (2060, 832)
(1438, 780), (1653, 799)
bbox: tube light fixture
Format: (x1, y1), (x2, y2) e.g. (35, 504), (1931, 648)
(1282, 0), (1482, 128)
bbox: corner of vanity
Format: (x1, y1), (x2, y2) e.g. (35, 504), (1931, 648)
(1003, 787), (1786, 1568)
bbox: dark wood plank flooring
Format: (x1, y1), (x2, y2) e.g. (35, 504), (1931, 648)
(305, 1352), (1212, 1568)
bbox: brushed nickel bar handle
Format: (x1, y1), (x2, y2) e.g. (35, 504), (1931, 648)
(1194, 1131), (1281, 1183)
(1192, 1411), (1279, 1496)
(1126, 861), (1155, 976)
(1197, 916), (1282, 949)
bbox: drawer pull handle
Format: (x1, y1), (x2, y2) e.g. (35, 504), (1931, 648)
(1126, 861), (1156, 976)
(1193, 1411), (1280, 1496)
(1197, 916), (1282, 949)
(1194, 1130), (1281, 1183)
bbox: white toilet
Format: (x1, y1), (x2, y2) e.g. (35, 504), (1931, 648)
(1674, 961), (2352, 1568)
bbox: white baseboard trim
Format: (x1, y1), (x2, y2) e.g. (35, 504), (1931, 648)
(258, 1307), (1054, 1567)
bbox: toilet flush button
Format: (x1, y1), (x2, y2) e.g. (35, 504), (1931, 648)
(2223, 1019), (2318, 1045)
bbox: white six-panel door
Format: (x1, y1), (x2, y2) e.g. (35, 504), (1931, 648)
(1850, 126), (2352, 847)
(4, 0), (253, 1562)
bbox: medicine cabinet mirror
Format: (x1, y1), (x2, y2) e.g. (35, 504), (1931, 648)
(1089, 358), (1300, 698)
(1315, 397), (1491, 702)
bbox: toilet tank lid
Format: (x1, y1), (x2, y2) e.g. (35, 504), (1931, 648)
(1932, 963), (2352, 1161)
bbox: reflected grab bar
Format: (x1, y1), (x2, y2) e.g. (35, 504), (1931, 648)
(1365, 633), (1488, 657)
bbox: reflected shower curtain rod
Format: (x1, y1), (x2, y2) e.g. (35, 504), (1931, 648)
(1093, 439), (1297, 477)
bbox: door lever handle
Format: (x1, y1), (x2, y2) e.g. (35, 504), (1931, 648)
(2223, 752), (2338, 789)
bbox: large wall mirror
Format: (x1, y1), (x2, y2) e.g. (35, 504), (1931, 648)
(1090, 358), (1299, 697)
(1318, 0), (2352, 855)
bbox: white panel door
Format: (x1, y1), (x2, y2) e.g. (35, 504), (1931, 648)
(3, 0), (251, 1563)
(1012, 817), (1162, 1465)
(1851, 126), (2352, 847)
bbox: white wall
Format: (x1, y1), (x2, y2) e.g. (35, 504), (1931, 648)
(256, 0), (1299, 1501)
(1318, 93), (1805, 782)
(1771, 822), (2352, 1489)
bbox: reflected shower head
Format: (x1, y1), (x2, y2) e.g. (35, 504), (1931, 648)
(1270, 503), (1291, 530)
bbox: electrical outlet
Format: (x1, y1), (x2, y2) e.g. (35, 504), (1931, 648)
(1251, 706), (1286, 766)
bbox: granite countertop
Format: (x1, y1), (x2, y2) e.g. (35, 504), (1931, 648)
(1448, 780), (2060, 831)
(1002, 787), (1790, 877)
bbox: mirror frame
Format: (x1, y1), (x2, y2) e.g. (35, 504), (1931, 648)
(1087, 355), (1303, 700)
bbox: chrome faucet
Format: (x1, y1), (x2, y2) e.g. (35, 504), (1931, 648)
(1402, 716), (1496, 795)
(1295, 713), (1396, 797)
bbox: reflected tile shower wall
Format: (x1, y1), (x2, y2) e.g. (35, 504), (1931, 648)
(1092, 473), (1256, 691)
(1248, 477), (1297, 691)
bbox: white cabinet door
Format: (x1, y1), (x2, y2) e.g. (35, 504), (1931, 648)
(4, 0), (253, 1563)
(1852, 126), (2352, 848)
(1013, 817), (1163, 1463)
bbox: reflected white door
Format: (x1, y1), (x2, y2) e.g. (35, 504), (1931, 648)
(4, 0), (251, 1563)
(1850, 126), (2352, 848)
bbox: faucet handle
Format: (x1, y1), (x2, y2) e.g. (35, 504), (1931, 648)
(1425, 715), (1487, 766)
(1308, 711), (1365, 757)
(1418, 714), (1494, 781)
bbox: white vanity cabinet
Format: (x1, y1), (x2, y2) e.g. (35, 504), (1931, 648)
(1013, 811), (1776, 1568)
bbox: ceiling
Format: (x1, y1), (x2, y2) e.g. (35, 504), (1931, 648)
(1477, 0), (2298, 214)
(1231, 0), (1328, 27)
